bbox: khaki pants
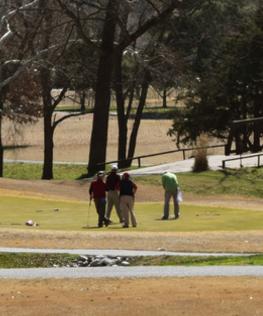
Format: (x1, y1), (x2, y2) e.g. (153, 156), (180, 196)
(120, 195), (137, 227)
(106, 190), (122, 222)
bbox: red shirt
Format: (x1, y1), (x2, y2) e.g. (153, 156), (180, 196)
(89, 179), (106, 199)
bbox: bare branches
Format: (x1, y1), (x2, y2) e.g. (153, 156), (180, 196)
(119, 0), (183, 50)
(0, 0), (41, 48)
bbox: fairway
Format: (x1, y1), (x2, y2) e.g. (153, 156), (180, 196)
(1, 194), (262, 232)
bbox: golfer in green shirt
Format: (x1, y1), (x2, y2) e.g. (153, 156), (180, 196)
(161, 171), (180, 220)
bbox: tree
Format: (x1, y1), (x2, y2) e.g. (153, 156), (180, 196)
(35, 1), (96, 179)
(168, 0), (263, 153)
(0, 0), (44, 177)
(58, 0), (184, 175)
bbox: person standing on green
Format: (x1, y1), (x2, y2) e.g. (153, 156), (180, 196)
(161, 171), (180, 220)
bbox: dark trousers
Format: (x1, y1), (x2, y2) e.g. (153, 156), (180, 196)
(94, 198), (107, 227)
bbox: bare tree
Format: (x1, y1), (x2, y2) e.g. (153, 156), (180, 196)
(0, 0), (44, 177)
(57, 0), (183, 175)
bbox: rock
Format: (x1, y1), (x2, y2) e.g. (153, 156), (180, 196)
(79, 255), (89, 262)
(120, 261), (130, 266)
(89, 259), (104, 267)
(100, 257), (117, 266)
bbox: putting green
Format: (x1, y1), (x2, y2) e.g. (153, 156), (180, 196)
(0, 194), (263, 232)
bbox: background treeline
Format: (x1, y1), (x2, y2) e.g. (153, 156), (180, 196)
(0, 0), (262, 179)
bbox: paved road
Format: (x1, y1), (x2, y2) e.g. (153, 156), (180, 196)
(5, 153), (262, 175)
(0, 247), (261, 279)
(128, 154), (262, 175)
(1, 265), (263, 279)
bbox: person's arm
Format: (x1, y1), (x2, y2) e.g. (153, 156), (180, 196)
(115, 175), (121, 191)
(132, 182), (137, 195)
(161, 175), (166, 189)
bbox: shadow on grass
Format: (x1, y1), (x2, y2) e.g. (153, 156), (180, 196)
(4, 145), (31, 150)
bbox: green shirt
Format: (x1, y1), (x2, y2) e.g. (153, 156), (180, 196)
(162, 172), (178, 192)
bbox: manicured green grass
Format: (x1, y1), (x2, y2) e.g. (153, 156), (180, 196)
(130, 255), (263, 266)
(4, 163), (88, 180)
(0, 195), (262, 232)
(136, 168), (263, 199)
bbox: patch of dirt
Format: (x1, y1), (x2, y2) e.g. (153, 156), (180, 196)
(1, 229), (263, 253)
(0, 277), (263, 316)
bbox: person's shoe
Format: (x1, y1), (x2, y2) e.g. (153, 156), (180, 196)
(122, 225), (129, 228)
(104, 219), (110, 227)
(98, 224), (103, 228)
(161, 216), (168, 220)
(174, 215), (180, 220)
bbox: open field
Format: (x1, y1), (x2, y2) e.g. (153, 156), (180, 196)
(3, 113), (225, 165)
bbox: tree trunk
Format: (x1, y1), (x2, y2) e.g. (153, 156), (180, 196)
(80, 91), (86, 113)
(40, 67), (54, 180)
(0, 100), (3, 177)
(87, 0), (120, 176)
(235, 130), (243, 155)
(42, 110), (54, 179)
(162, 88), (167, 108)
(253, 97), (261, 152)
(115, 50), (128, 167)
(127, 71), (150, 166)
(225, 130), (234, 155)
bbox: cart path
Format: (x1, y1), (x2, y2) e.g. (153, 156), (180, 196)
(0, 247), (255, 257)
(1, 265), (263, 279)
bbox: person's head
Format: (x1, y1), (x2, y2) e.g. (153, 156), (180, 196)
(97, 171), (104, 179)
(122, 172), (130, 180)
(111, 164), (118, 173)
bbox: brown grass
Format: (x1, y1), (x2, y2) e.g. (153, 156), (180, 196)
(3, 114), (225, 165)
(1, 277), (263, 316)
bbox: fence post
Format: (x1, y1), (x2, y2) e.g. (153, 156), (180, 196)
(183, 150), (186, 160)
(222, 160), (225, 169)
(138, 157), (141, 168)
(258, 155), (260, 168)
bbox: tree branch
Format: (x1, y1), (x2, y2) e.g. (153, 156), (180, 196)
(119, 0), (183, 50)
